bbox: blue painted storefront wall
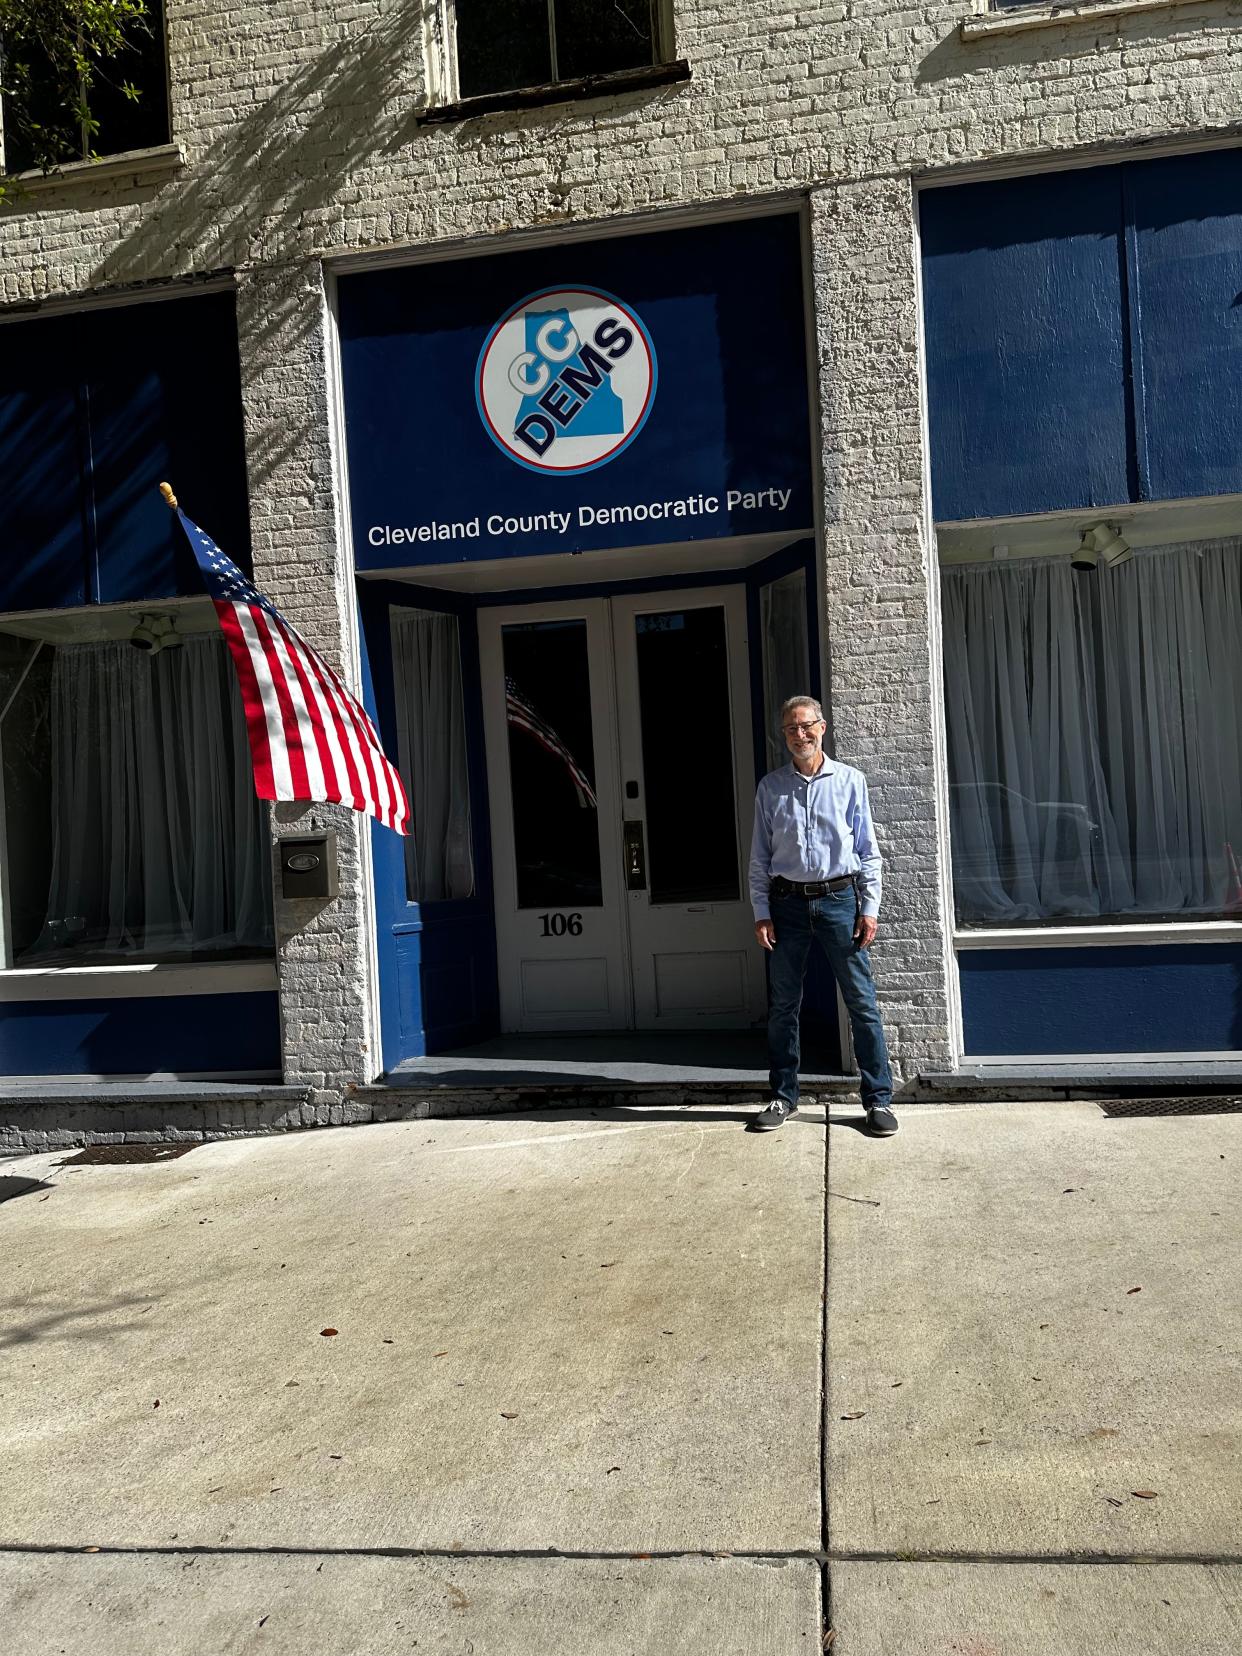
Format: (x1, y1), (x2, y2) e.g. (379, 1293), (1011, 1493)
(1, 290), (267, 1077)
(0, 291), (252, 612)
(337, 214), (813, 571)
(1126, 152), (1242, 502)
(0, 992), (281, 1076)
(921, 149), (1242, 522)
(925, 150), (1242, 1057)
(960, 946), (1242, 1056)
(344, 217), (819, 1066)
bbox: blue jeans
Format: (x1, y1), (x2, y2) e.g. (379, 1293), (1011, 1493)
(767, 889), (893, 1109)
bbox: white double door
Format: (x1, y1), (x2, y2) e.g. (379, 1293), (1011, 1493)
(479, 586), (765, 1033)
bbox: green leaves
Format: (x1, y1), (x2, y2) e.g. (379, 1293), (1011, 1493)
(0, 0), (152, 197)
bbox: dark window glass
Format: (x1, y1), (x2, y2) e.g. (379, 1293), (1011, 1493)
(634, 607), (739, 905)
(0, 628), (273, 967)
(941, 545), (1242, 927)
(0, 635), (54, 958)
(1, 2), (169, 171)
(555, 0), (655, 81)
(455, 0), (554, 99)
(454, 0), (657, 98)
(0, 38), (68, 173)
(502, 620), (602, 909)
(85, 7), (170, 159)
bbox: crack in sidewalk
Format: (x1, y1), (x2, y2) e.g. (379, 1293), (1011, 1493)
(2, 1542), (1241, 1566)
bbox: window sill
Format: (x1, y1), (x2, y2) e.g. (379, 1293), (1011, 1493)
(418, 59), (692, 125)
(961, 0), (1204, 38)
(954, 920), (1242, 949)
(4, 142), (183, 193)
(0, 959), (278, 1001)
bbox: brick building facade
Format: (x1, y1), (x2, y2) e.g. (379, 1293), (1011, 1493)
(2, 0), (1240, 1118)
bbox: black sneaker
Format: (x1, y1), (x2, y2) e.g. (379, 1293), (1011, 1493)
(751, 1100), (798, 1131)
(866, 1105), (899, 1137)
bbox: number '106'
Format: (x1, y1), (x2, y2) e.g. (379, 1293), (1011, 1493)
(538, 912), (583, 937)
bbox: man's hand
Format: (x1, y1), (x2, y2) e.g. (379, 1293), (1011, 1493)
(853, 913), (877, 950)
(754, 919), (775, 952)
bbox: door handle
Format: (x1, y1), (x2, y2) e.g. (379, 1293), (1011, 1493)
(623, 820), (647, 890)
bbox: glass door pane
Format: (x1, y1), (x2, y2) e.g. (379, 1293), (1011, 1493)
(633, 606), (739, 904)
(501, 618), (603, 908)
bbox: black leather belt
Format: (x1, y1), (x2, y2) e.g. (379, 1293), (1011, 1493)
(770, 874), (856, 899)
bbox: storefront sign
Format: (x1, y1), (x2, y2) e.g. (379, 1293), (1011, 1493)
(476, 287), (656, 474)
(338, 214), (812, 568)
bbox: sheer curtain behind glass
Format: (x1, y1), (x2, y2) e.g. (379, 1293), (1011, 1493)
(391, 609), (474, 902)
(760, 570), (810, 772)
(942, 540), (1242, 925)
(30, 635), (272, 962)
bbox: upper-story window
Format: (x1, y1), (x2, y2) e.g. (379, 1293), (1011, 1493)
(438, 0), (674, 105)
(0, 0), (170, 175)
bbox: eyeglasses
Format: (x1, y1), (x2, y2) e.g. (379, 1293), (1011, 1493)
(782, 721), (823, 735)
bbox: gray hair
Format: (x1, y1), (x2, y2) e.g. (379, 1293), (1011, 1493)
(779, 695), (824, 726)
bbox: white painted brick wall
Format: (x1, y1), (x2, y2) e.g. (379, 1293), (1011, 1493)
(3, 0), (1239, 296)
(3, 0), (1239, 1086)
(234, 260), (377, 1096)
(810, 177), (956, 1079)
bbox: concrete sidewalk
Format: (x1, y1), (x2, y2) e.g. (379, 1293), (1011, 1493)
(1, 1100), (1239, 1652)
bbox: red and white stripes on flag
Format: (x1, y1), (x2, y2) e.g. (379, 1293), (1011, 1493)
(178, 510), (409, 835)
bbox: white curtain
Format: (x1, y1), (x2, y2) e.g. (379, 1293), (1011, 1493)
(942, 540), (1242, 924)
(32, 635), (273, 961)
(761, 570), (811, 772)
(391, 608), (474, 902)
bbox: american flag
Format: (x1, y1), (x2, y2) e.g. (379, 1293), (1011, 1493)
(505, 676), (597, 808)
(178, 510), (410, 835)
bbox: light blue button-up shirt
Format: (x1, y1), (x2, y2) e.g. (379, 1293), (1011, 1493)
(748, 759), (883, 921)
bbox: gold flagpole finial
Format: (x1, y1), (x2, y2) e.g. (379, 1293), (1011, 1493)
(159, 481), (179, 509)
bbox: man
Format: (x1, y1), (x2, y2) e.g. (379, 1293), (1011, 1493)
(748, 696), (898, 1136)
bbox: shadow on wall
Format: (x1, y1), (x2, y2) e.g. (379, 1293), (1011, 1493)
(916, 7), (1242, 89)
(95, 12), (423, 291)
(1, 11), (424, 504)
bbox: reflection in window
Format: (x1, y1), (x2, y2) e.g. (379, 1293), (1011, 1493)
(760, 569), (811, 773)
(941, 541), (1242, 926)
(0, 625), (272, 966)
(634, 606), (739, 904)
(391, 609), (474, 903)
(502, 619), (602, 909)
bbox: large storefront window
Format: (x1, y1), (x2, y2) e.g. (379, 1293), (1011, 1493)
(0, 618), (273, 966)
(942, 540), (1242, 927)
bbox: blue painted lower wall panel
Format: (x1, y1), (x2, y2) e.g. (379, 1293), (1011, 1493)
(0, 992), (281, 1076)
(959, 945), (1242, 1056)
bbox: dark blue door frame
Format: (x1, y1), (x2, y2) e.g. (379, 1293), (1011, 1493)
(357, 577), (499, 1069)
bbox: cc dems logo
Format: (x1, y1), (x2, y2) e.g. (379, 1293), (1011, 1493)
(476, 287), (657, 474)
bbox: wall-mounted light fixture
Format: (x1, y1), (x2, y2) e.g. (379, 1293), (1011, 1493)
(1073, 522), (1132, 572)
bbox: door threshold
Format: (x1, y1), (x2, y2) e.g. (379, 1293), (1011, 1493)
(385, 1031), (850, 1090)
